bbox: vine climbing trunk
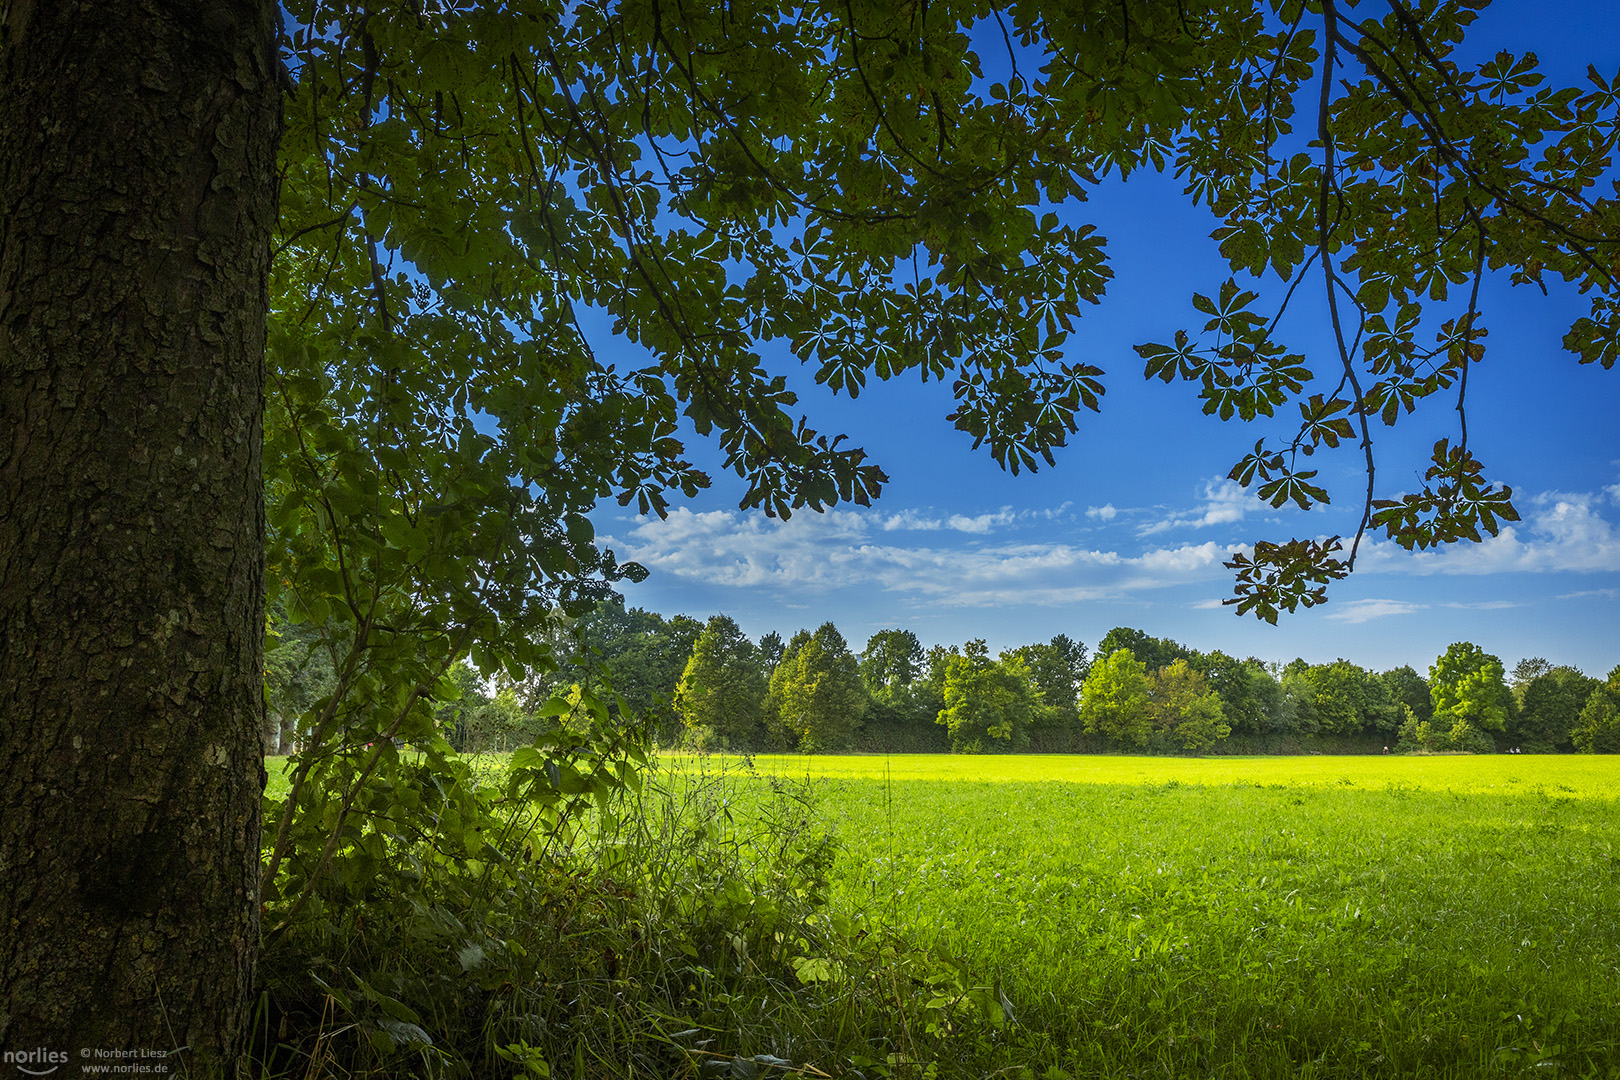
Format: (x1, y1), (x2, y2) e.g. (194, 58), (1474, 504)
(0, 1), (279, 1070)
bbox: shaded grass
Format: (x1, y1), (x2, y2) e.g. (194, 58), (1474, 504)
(253, 755), (905, 1079)
(262, 751), (502, 805)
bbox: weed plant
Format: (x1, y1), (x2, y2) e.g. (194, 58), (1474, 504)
(254, 751), (1022, 1078)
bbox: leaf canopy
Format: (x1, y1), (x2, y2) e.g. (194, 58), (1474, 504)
(269, 0), (1620, 685)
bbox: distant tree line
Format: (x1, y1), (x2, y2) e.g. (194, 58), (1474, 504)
(265, 599), (1620, 755)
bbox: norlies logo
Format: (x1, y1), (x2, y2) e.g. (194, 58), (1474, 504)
(2, 1049), (67, 1076)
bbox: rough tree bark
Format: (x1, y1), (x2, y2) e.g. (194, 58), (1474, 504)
(0, 0), (279, 1069)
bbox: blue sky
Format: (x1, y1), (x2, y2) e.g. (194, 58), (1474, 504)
(595, 1), (1620, 677)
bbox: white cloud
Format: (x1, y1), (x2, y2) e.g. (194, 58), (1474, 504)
(880, 509), (943, 531)
(1138, 479), (1269, 537)
(1134, 542), (1226, 575)
(601, 480), (1620, 617)
(945, 508), (1017, 534)
(1363, 491), (1620, 575)
(883, 503), (1073, 534)
(601, 507), (1230, 608)
(1324, 599), (1429, 624)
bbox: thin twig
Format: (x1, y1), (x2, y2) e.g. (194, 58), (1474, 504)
(1319, 0), (1376, 568)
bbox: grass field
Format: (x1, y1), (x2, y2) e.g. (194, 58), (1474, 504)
(264, 752), (1620, 1076)
(697, 753), (1620, 1077)
(705, 750), (1620, 795)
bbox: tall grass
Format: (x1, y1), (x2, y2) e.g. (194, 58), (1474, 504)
(253, 752), (1028, 1078)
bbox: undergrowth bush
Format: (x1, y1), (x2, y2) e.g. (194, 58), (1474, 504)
(254, 713), (1022, 1079)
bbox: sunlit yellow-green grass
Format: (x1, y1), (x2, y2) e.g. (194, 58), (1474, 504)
(684, 749), (1620, 798)
(266, 748), (1620, 801)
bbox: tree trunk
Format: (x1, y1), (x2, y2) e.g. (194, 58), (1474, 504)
(0, 1), (279, 1070)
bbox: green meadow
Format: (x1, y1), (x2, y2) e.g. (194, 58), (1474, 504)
(707, 750), (1620, 792)
(687, 753), (1620, 1077)
(262, 752), (1620, 1076)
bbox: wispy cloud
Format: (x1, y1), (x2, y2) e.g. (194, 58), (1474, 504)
(1323, 599), (1429, 624)
(601, 507), (1227, 608)
(1321, 597), (1519, 622)
(1557, 587), (1620, 600)
(880, 509), (944, 532)
(1137, 479), (1270, 537)
(600, 478), (1620, 617)
(879, 503), (1073, 535)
